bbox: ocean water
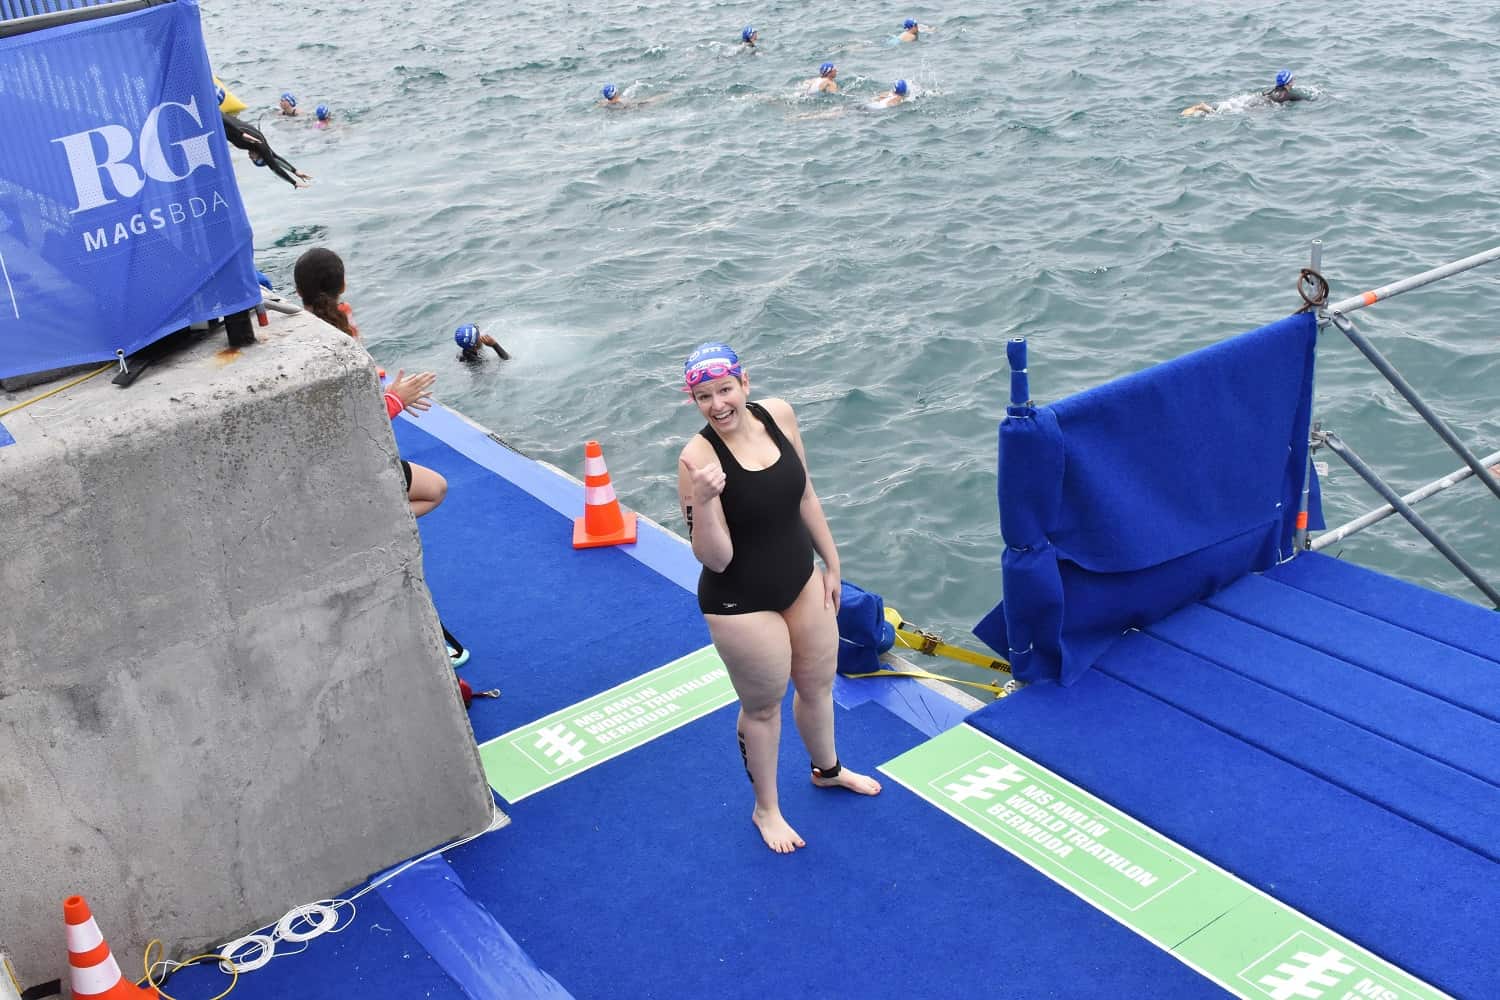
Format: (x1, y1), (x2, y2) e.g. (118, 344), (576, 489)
(205, 0), (1500, 675)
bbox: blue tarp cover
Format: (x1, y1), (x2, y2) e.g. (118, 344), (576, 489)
(975, 312), (1321, 684)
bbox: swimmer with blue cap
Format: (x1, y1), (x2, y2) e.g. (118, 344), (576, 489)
(1264, 68), (1311, 104)
(1183, 68), (1314, 116)
(873, 79), (909, 107)
(454, 323), (510, 363)
(804, 62), (839, 94)
(315, 104), (331, 128)
(600, 83), (623, 106)
(899, 18), (920, 42)
(278, 91), (298, 116)
(741, 25), (758, 48)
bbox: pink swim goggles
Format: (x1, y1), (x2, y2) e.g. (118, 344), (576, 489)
(683, 343), (742, 390)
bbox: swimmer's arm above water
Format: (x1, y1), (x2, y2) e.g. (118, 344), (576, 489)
(679, 441), (732, 572)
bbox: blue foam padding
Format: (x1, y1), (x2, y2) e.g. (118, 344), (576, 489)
(376, 855), (573, 999)
(1205, 573), (1500, 723)
(1147, 599), (1500, 789)
(1107, 629), (1500, 864)
(447, 699), (1228, 1000)
(0, 419), (12, 447)
(160, 890), (462, 999)
(1269, 552), (1500, 664)
(968, 666), (1500, 999)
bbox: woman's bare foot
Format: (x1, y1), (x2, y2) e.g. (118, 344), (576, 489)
(811, 766), (882, 796)
(752, 807), (806, 853)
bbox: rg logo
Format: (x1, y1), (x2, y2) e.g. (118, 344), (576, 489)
(51, 95), (217, 214)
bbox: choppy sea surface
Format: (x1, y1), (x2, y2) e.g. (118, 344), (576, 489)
(205, 0), (1500, 672)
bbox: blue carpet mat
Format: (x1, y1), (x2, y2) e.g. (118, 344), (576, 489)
(969, 612), (1500, 999)
(393, 418), (711, 746)
(448, 698), (1229, 1000)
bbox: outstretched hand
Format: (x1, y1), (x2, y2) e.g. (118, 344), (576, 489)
(680, 455), (726, 504)
(389, 369), (436, 413)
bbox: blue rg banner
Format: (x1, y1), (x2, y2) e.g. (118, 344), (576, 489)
(0, 0), (258, 380)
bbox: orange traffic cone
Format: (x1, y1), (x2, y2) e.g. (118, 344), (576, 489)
(572, 440), (637, 549)
(63, 896), (156, 1000)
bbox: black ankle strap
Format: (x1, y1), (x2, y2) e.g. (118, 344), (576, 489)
(811, 758), (841, 779)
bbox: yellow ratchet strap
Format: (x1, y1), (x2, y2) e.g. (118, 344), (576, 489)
(884, 607), (1011, 674)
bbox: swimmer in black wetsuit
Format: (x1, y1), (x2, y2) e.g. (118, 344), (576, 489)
(1264, 68), (1311, 104)
(220, 112), (311, 189)
(676, 342), (881, 854)
(454, 323), (510, 362)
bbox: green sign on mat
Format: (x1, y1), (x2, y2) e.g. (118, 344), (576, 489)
(880, 725), (1448, 1000)
(479, 645), (735, 802)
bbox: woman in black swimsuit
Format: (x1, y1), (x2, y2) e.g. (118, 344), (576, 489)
(676, 343), (881, 854)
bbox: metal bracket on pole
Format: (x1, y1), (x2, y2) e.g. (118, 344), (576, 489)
(1326, 309), (1500, 503)
(1293, 239), (1324, 554)
(1316, 429), (1500, 608)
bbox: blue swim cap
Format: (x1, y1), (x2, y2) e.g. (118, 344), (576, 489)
(741, 25), (755, 42)
(683, 342), (742, 386)
(455, 324), (480, 350)
(215, 84), (226, 105)
(819, 62), (835, 77)
(894, 79), (909, 96)
(602, 83), (618, 100)
(1275, 68), (1293, 88)
(280, 91), (296, 107)
(904, 18), (917, 30)
(315, 104), (329, 121)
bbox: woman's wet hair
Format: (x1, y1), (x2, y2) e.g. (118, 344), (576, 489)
(294, 247), (353, 336)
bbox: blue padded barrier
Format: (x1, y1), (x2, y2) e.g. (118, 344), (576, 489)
(976, 313), (1321, 685)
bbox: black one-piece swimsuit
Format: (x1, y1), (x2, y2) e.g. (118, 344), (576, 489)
(696, 401), (816, 615)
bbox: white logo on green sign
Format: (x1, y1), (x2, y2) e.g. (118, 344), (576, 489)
(479, 646), (737, 801)
(1241, 933), (1421, 1000)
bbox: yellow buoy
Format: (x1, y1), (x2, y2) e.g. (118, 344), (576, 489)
(213, 75), (247, 115)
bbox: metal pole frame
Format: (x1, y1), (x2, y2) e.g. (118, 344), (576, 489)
(1313, 449), (1500, 551)
(1327, 245), (1500, 316)
(1318, 432), (1500, 607)
(1291, 239), (1323, 554)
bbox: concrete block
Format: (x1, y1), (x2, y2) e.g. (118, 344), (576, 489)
(0, 310), (494, 989)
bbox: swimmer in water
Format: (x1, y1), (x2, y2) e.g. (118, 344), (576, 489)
(1264, 68), (1312, 104)
(454, 324), (510, 363)
(898, 18), (920, 42)
(804, 62), (838, 94)
(740, 25), (758, 49)
(873, 79), (909, 107)
(600, 83), (623, 106)
(315, 104), (331, 128)
(1182, 68), (1314, 116)
(279, 91), (298, 116)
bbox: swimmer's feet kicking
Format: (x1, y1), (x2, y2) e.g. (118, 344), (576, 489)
(752, 806), (806, 854)
(811, 759), (882, 796)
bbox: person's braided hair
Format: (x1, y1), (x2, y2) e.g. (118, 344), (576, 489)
(294, 247), (354, 336)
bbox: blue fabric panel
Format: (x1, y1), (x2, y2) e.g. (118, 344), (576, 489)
(376, 856), (573, 1000)
(161, 891), (462, 999)
(967, 666), (1500, 1000)
(1103, 629), (1500, 863)
(1048, 312), (1317, 571)
(1204, 572), (1500, 722)
(0, 419), (12, 447)
(976, 313), (1320, 685)
(1268, 551), (1500, 664)
(449, 699), (1228, 1000)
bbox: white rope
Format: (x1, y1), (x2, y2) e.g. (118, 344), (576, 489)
(218, 804), (507, 974)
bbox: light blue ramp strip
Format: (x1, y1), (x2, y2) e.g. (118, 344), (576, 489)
(375, 855), (574, 1000)
(0, 419), (13, 447)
